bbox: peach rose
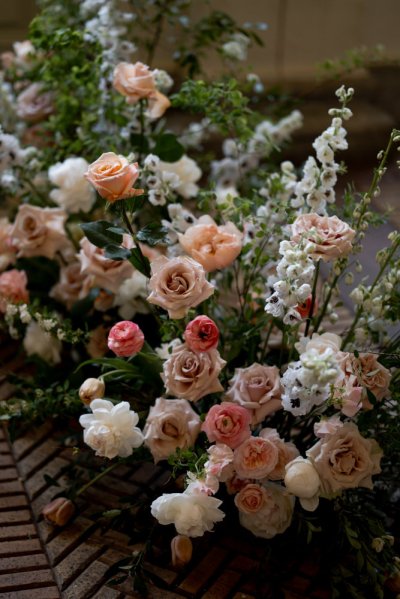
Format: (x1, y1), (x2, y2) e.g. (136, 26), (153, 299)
(184, 315), (219, 352)
(78, 236), (134, 294)
(107, 320), (144, 357)
(259, 428), (299, 480)
(202, 403), (251, 449)
(16, 83), (53, 123)
(234, 483), (270, 514)
(292, 214), (355, 262)
(85, 152), (143, 202)
(306, 422), (382, 496)
(50, 262), (90, 309)
(0, 218), (16, 272)
(233, 436), (279, 480)
(337, 351), (391, 405)
(0, 269), (29, 312)
(225, 363), (282, 425)
(178, 216), (242, 272)
(144, 397), (201, 463)
(11, 204), (70, 260)
(162, 342), (226, 402)
(113, 61), (170, 118)
(147, 255), (214, 319)
(239, 483), (295, 539)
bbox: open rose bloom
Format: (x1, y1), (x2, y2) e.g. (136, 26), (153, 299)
(85, 152), (143, 202)
(113, 61), (170, 119)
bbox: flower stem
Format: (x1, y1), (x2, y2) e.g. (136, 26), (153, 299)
(75, 461), (120, 498)
(121, 204), (150, 277)
(304, 259), (320, 337)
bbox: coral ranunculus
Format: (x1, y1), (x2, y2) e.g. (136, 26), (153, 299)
(184, 315), (219, 352)
(107, 320), (145, 357)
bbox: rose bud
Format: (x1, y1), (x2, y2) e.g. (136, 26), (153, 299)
(107, 320), (145, 357)
(184, 315), (219, 352)
(42, 497), (75, 526)
(284, 457), (320, 511)
(171, 534), (193, 569)
(79, 378), (105, 405)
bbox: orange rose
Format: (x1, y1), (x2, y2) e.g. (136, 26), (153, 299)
(85, 152), (143, 202)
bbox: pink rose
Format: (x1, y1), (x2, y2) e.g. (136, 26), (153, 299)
(233, 437), (279, 480)
(147, 256), (214, 319)
(306, 422), (382, 496)
(11, 204), (70, 260)
(178, 216), (242, 272)
(107, 320), (144, 357)
(225, 363), (282, 425)
(0, 269), (29, 312)
(202, 404), (251, 449)
(78, 236), (134, 294)
(292, 214), (355, 262)
(50, 261), (90, 309)
(113, 62), (170, 119)
(16, 83), (53, 123)
(0, 218), (16, 272)
(337, 351), (391, 405)
(259, 428), (299, 480)
(184, 315), (219, 352)
(234, 483), (270, 514)
(143, 397), (201, 463)
(162, 342), (226, 402)
(85, 152), (143, 202)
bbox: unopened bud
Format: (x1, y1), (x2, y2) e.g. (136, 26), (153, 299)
(42, 497), (75, 526)
(79, 378), (105, 405)
(171, 535), (193, 569)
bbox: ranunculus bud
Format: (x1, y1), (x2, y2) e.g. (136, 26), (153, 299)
(184, 315), (219, 352)
(284, 457), (320, 511)
(107, 320), (145, 357)
(79, 378), (105, 405)
(42, 497), (75, 526)
(171, 534), (193, 568)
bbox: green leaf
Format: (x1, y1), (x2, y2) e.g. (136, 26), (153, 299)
(103, 244), (132, 261)
(129, 248), (151, 278)
(153, 133), (185, 162)
(80, 220), (123, 248)
(75, 357), (140, 374)
(136, 223), (171, 247)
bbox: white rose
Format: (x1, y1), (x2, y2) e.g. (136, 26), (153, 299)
(79, 399), (144, 459)
(151, 489), (225, 537)
(157, 155), (201, 199)
(23, 321), (62, 364)
(284, 457), (320, 511)
(48, 157), (96, 213)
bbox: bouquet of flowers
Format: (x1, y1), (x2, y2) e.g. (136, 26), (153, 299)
(1, 1), (399, 597)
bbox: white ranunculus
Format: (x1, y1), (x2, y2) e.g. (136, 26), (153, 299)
(23, 321), (62, 364)
(79, 399), (144, 459)
(284, 457), (320, 511)
(48, 157), (96, 213)
(151, 489), (225, 537)
(158, 155), (201, 199)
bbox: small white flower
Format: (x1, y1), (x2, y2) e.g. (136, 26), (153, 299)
(23, 321), (62, 364)
(48, 157), (96, 213)
(79, 399), (144, 459)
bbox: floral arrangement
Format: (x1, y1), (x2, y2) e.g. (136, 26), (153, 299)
(1, 1), (399, 597)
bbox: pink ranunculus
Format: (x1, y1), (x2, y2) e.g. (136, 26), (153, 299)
(107, 321), (144, 357)
(0, 269), (29, 312)
(184, 315), (219, 352)
(178, 216), (242, 272)
(233, 436), (279, 480)
(202, 403), (252, 449)
(85, 152), (143, 203)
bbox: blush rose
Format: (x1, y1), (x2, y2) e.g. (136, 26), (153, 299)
(292, 213), (355, 262)
(202, 403), (252, 449)
(233, 436), (279, 480)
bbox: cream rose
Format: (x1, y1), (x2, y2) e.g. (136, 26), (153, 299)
(179, 216), (242, 272)
(85, 152), (142, 202)
(225, 363), (282, 425)
(147, 255), (214, 319)
(162, 343), (226, 402)
(306, 422), (382, 496)
(78, 236), (134, 294)
(292, 214), (355, 262)
(284, 457), (320, 511)
(239, 483), (295, 539)
(143, 397), (201, 463)
(11, 205), (70, 260)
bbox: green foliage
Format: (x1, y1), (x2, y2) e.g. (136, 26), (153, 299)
(153, 133), (185, 162)
(172, 79), (254, 139)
